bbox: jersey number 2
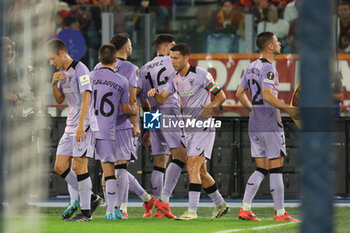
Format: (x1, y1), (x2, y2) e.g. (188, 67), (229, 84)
(248, 79), (264, 105)
(145, 67), (169, 88)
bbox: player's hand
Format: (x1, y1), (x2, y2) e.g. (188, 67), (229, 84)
(75, 123), (86, 142)
(133, 125), (141, 138)
(52, 71), (66, 86)
(147, 88), (159, 97)
(141, 130), (151, 149)
(200, 104), (213, 119)
(287, 106), (300, 120)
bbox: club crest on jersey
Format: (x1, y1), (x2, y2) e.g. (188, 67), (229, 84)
(143, 110), (161, 129)
(267, 72), (274, 80)
(189, 78), (195, 86)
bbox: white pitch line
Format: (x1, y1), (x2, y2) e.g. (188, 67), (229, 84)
(213, 222), (298, 233)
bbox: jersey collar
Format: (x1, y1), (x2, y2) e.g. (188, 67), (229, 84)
(66, 60), (78, 71)
(99, 67), (116, 73)
(259, 58), (271, 64)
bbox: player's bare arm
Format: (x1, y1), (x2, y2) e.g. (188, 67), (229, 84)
(121, 103), (139, 116)
(141, 99), (151, 148)
(129, 87), (141, 137)
(51, 71), (66, 104)
(262, 86), (299, 119)
(75, 90), (90, 142)
(147, 88), (171, 106)
(236, 85), (253, 112)
(200, 90), (226, 119)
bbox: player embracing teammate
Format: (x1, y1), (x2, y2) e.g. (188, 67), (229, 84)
(148, 42), (230, 220)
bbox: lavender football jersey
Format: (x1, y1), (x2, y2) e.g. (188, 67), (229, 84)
(57, 60), (98, 133)
(94, 58), (138, 130)
(139, 55), (180, 112)
(91, 67), (129, 140)
(164, 66), (222, 134)
(240, 58), (282, 132)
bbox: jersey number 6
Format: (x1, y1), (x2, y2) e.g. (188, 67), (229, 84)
(93, 90), (114, 117)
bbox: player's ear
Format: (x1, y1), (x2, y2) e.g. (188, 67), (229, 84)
(267, 42), (273, 51)
(98, 56), (101, 62)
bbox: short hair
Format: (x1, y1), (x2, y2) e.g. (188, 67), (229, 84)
(256, 32), (275, 51)
(46, 38), (67, 54)
(110, 33), (130, 51)
(64, 15), (78, 27)
(339, 1), (350, 7)
(153, 34), (176, 50)
(220, 0), (233, 6)
(99, 44), (117, 65)
(170, 43), (191, 56)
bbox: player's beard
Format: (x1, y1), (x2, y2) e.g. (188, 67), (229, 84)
(273, 48), (281, 56)
(127, 51), (132, 60)
(173, 63), (181, 72)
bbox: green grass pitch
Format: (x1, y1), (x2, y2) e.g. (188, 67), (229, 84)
(8, 207), (350, 233)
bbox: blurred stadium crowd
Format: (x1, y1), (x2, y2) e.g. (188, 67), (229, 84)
(3, 0), (348, 118)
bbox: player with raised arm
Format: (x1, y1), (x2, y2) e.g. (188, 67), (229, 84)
(148, 43), (230, 220)
(94, 33), (154, 218)
(91, 44), (138, 220)
(236, 32), (299, 222)
(46, 39), (102, 222)
(139, 34), (187, 218)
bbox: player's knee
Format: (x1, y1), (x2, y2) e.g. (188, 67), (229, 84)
(54, 164), (67, 175)
(269, 166), (283, 173)
(199, 167), (207, 178)
(154, 155), (168, 168)
(256, 167), (269, 176)
(172, 152), (187, 164)
(57, 167), (70, 178)
(187, 164), (200, 175)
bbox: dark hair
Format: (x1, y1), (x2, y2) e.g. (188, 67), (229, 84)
(154, 34), (176, 50)
(99, 44), (117, 65)
(220, 0), (233, 6)
(339, 1), (350, 7)
(46, 38), (67, 54)
(170, 43), (191, 56)
(256, 32), (274, 51)
(64, 15), (78, 27)
(110, 33), (130, 51)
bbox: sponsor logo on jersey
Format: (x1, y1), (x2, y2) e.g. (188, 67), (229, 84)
(63, 88), (73, 93)
(79, 74), (90, 86)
